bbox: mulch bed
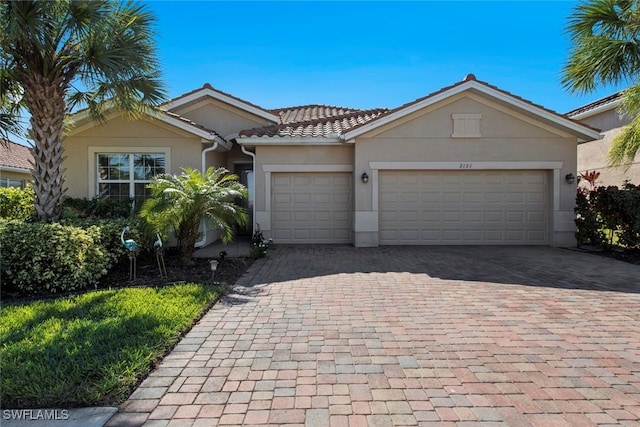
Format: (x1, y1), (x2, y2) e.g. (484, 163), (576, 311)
(99, 249), (255, 288)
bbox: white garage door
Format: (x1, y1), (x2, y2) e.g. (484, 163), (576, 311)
(379, 170), (548, 245)
(272, 172), (352, 243)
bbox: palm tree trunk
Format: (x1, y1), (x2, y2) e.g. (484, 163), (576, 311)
(22, 75), (67, 221)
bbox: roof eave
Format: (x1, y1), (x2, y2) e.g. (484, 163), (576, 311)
(163, 88), (279, 123)
(568, 98), (622, 120)
(236, 136), (343, 146)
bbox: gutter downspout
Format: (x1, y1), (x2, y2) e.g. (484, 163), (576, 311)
(240, 144), (256, 236)
(194, 139), (219, 248)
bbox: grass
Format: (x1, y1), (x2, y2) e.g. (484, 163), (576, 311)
(0, 283), (224, 408)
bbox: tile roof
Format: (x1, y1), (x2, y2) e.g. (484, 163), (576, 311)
(239, 108), (389, 138)
(162, 110), (225, 140)
(565, 92), (621, 117)
(271, 105), (363, 125)
(0, 139), (32, 170)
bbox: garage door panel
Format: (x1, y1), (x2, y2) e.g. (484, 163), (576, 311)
(379, 170), (548, 245)
(272, 172), (352, 244)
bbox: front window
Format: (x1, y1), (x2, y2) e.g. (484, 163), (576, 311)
(0, 177), (25, 188)
(97, 153), (165, 204)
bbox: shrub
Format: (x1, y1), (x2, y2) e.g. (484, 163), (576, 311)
(0, 221), (109, 294)
(0, 187), (35, 220)
(575, 182), (640, 250)
(62, 197), (134, 219)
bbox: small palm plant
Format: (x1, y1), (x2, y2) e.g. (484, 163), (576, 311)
(140, 167), (248, 266)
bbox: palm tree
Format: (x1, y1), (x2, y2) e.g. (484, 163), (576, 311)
(562, 0), (640, 166)
(0, 1), (165, 220)
(140, 168), (248, 266)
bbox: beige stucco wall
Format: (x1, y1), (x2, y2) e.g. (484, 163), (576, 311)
(170, 99), (272, 139)
(576, 109), (639, 186)
(0, 169), (31, 184)
(64, 115), (204, 198)
(353, 94), (579, 247)
(253, 145), (354, 238)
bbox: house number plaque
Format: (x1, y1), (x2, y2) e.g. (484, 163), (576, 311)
(459, 163), (473, 169)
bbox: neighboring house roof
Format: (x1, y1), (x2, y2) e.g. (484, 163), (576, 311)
(566, 92), (622, 120)
(340, 74), (601, 142)
(162, 83), (279, 123)
(0, 139), (32, 172)
(239, 107), (388, 138)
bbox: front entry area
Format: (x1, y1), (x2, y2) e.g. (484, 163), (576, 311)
(271, 172), (352, 243)
(378, 170), (549, 245)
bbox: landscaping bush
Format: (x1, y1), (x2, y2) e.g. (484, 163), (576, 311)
(62, 196), (134, 219)
(575, 182), (640, 249)
(0, 187), (35, 220)
(0, 221), (111, 294)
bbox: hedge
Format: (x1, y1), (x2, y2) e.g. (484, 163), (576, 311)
(575, 181), (640, 250)
(0, 187), (35, 221)
(0, 218), (145, 295)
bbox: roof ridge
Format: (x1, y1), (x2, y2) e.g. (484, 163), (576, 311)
(270, 104), (362, 113)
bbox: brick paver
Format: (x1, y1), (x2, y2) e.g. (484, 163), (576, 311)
(107, 246), (640, 426)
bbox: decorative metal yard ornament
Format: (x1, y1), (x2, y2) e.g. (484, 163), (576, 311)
(154, 230), (168, 279)
(121, 226), (138, 281)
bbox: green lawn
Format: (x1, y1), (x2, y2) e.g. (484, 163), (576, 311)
(0, 283), (224, 408)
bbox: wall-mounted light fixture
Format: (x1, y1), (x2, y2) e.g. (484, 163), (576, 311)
(361, 172), (369, 183)
(565, 173), (575, 185)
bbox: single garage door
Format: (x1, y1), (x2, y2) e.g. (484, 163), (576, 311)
(272, 172), (352, 243)
(379, 170), (548, 245)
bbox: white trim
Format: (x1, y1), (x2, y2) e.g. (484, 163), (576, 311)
(264, 171), (272, 213)
(568, 97), (622, 120)
(371, 169), (379, 212)
(343, 80), (602, 142)
(369, 161), (563, 170)
(0, 165), (31, 174)
(262, 164), (353, 173)
(162, 88), (279, 123)
(238, 136), (343, 145)
(88, 147), (171, 198)
(553, 168), (561, 211)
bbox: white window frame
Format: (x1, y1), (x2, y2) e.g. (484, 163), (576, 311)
(88, 147), (171, 199)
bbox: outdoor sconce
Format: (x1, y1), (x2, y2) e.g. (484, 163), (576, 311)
(565, 173), (576, 185)
(209, 259), (218, 280)
(361, 172), (369, 183)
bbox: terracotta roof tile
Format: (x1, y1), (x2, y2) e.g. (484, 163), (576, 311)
(566, 92), (621, 117)
(271, 105), (363, 125)
(0, 139), (32, 170)
(239, 108), (388, 138)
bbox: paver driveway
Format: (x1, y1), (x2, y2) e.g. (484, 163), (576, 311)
(108, 246), (640, 427)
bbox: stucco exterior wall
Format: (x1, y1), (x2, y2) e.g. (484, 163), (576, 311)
(576, 109), (639, 186)
(253, 145), (354, 238)
(0, 169), (31, 182)
(64, 115), (203, 198)
(353, 95), (579, 247)
(170, 100), (272, 139)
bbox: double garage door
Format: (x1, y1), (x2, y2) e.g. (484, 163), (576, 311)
(379, 170), (549, 245)
(270, 170), (549, 245)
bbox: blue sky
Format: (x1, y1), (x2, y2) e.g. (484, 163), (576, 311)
(146, 0), (627, 113)
(9, 1), (630, 145)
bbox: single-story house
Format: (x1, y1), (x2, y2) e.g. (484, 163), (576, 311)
(64, 74), (601, 247)
(568, 93), (640, 187)
(0, 139), (32, 188)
